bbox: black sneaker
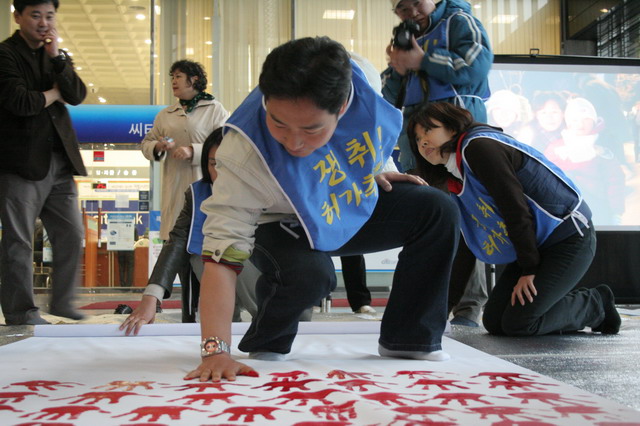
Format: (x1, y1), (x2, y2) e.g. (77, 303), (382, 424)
(114, 304), (133, 315)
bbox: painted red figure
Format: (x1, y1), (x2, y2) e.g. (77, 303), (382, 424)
(253, 378), (321, 391)
(168, 392), (247, 405)
(114, 405), (209, 422)
(310, 400), (358, 421)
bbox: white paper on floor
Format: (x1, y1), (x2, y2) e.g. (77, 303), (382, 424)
(0, 322), (637, 425)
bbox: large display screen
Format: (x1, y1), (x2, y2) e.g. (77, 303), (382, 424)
(487, 56), (640, 230)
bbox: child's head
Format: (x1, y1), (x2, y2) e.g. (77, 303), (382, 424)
(532, 91), (566, 133)
(486, 90), (523, 129)
(201, 128), (223, 183)
(564, 97), (598, 136)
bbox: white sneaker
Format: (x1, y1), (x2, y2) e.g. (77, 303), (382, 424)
(355, 305), (376, 314)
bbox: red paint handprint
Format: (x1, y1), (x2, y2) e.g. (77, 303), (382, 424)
(333, 379), (390, 391)
(20, 406), (109, 420)
(393, 370), (443, 379)
(5, 381), (80, 391)
(390, 406), (459, 422)
(471, 372), (536, 382)
(0, 392), (47, 403)
(431, 392), (494, 406)
(509, 392), (591, 406)
(310, 400), (358, 421)
(409, 379), (470, 391)
(169, 392), (248, 405)
(467, 405), (551, 421)
(361, 392), (423, 406)
(53, 391), (158, 404)
(94, 380), (155, 391)
(264, 389), (345, 406)
(114, 406), (209, 421)
(270, 370), (309, 381)
(327, 370), (376, 379)
(489, 380), (555, 391)
(253, 379), (320, 391)
(209, 406), (299, 422)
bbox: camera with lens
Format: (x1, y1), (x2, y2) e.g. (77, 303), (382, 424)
(392, 19), (421, 50)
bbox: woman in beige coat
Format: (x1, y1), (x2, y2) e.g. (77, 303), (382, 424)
(141, 60), (229, 240)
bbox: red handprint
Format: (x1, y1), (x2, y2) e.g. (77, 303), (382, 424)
(169, 392), (248, 405)
(0, 392), (47, 403)
(431, 392), (494, 406)
(263, 389), (345, 406)
(509, 392), (591, 406)
(270, 370), (308, 381)
(114, 405), (209, 422)
(310, 400), (358, 421)
(5, 380), (80, 391)
(94, 380), (155, 391)
(209, 405), (299, 422)
(20, 406), (109, 420)
(409, 379), (469, 391)
(333, 379), (390, 391)
(53, 391), (158, 404)
(361, 392), (423, 406)
(327, 369), (376, 379)
(253, 379), (320, 391)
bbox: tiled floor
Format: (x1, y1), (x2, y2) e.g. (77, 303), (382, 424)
(1, 289), (639, 412)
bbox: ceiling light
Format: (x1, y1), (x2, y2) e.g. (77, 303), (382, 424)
(76, 66), (82, 70)
(145, 39), (151, 45)
(491, 15), (518, 24)
(57, 37), (63, 43)
(600, 8), (609, 13)
(98, 97), (107, 103)
(155, 6), (161, 15)
(205, 41), (213, 45)
(204, 16), (211, 20)
(322, 10), (355, 20)
(88, 83), (94, 87)
(135, 13), (145, 20)
(186, 48), (194, 55)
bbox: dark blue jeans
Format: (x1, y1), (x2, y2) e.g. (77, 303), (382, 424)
(483, 224), (601, 336)
(238, 183), (460, 354)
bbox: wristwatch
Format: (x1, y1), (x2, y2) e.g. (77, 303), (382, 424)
(51, 51), (66, 63)
(200, 336), (230, 357)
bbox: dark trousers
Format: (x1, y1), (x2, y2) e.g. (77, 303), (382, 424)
(340, 255), (371, 311)
(238, 183), (460, 354)
(483, 224), (602, 336)
(0, 152), (83, 324)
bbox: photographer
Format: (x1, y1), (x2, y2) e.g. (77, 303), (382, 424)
(382, 0), (493, 328)
(382, 0), (492, 174)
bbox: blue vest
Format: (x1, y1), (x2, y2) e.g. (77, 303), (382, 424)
(224, 62), (402, 251)
(186, 180), (211, 255)
(403, 12), (490, 107)
(451, 127), (587, 264)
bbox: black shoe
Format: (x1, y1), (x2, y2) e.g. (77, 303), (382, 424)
(5, 316), (50, 326)
(114, 304), (133, 315)
(592, 284), (621, 334)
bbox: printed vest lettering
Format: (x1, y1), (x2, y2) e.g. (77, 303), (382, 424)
(225, 62), (402, 250)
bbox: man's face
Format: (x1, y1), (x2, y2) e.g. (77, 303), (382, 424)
(394, 0), (436, 31)
(265, 97), (346, 158)
(14, 3), (56, 49)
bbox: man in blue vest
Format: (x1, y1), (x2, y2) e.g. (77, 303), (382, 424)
(184, 37), (460, 381)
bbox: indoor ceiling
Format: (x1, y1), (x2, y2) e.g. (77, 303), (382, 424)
(11, 0), (155, 105)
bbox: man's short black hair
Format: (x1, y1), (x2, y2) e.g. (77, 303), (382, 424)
(13, 0), (59, 13)
(259, 36), (352, 115)
(169, 60), (208, 93)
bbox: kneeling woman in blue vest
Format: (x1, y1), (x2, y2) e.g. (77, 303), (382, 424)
(120, 129), (258, 335)
(408, 102), (621, 336)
